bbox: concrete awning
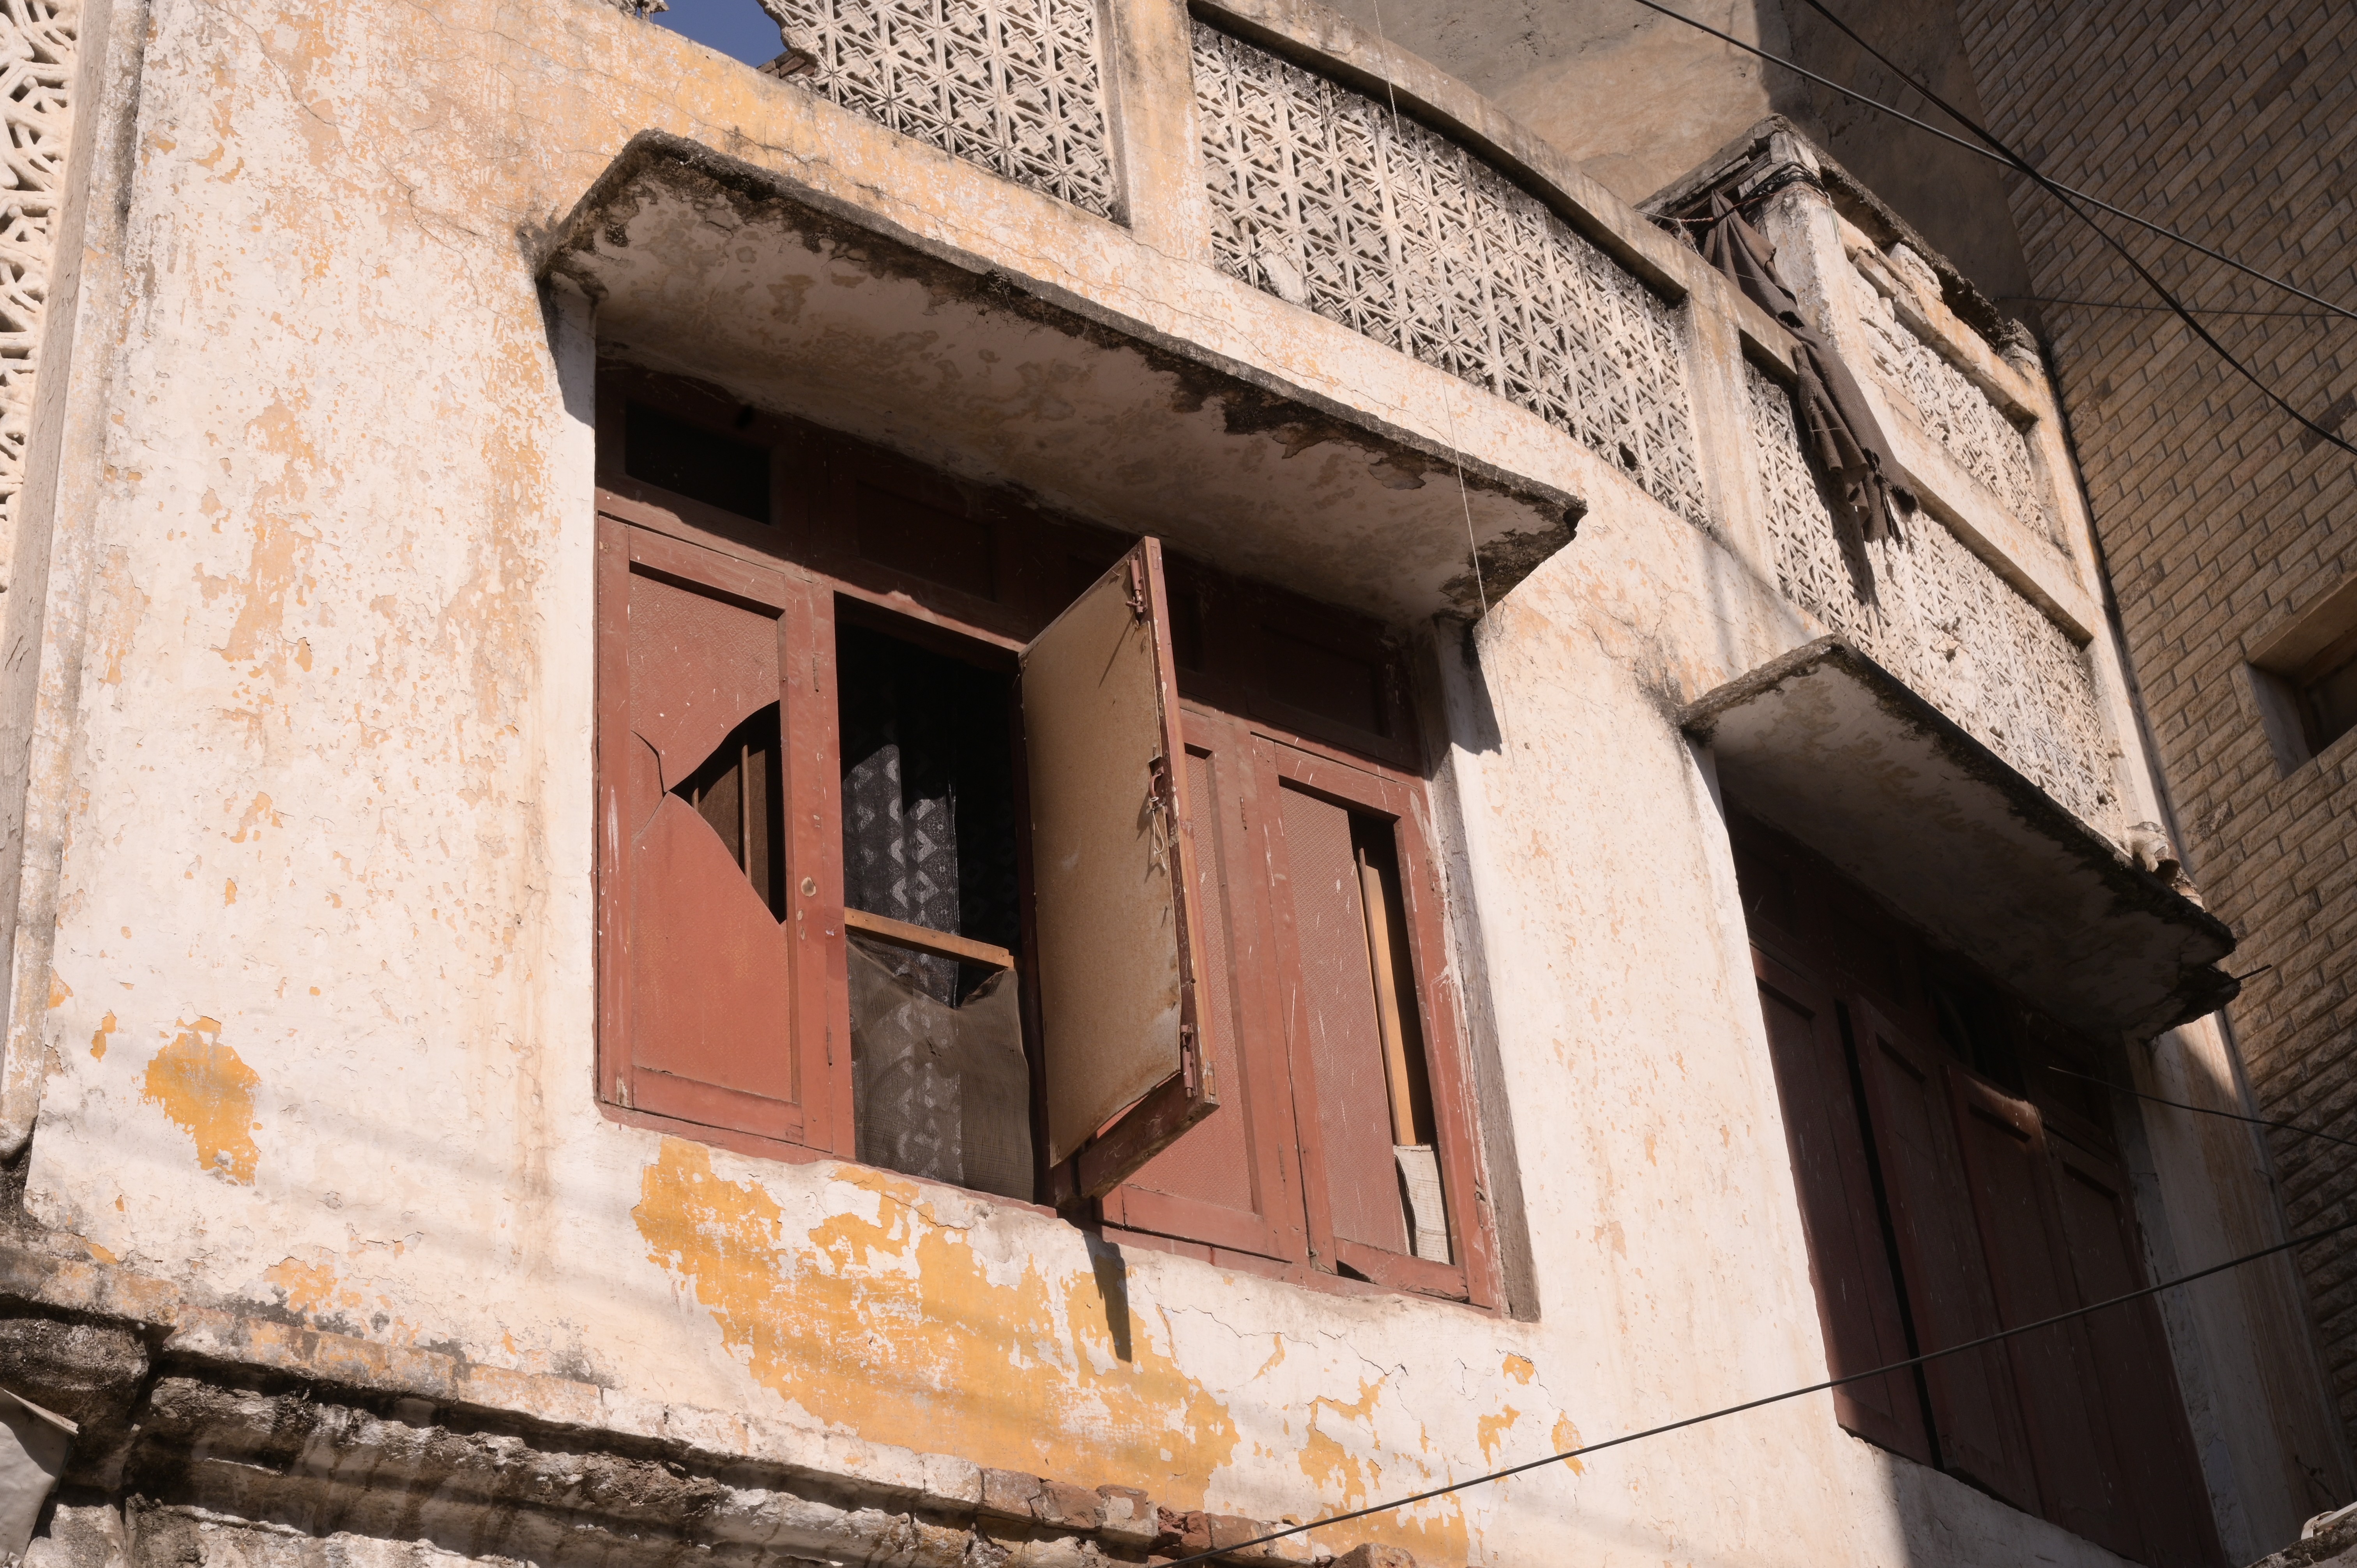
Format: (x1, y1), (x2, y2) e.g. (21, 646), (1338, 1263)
(1683, 638), (2237, 1038)
(543, 133), (1580, 625)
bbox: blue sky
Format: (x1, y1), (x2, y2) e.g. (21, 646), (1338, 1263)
(650, 0), (786, 66)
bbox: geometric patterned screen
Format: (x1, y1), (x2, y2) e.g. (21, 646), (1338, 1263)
(1851, 277), (2058, 546)
(765, 0), (1119, 219)
(0, 0), (75, 572)
(1192, 22), (1709, 530)
(1744, 361), (2117, 830)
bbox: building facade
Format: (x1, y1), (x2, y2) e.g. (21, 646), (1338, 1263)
(1941, 0), (2357, 1474)
(0, 2), (2340, 1567)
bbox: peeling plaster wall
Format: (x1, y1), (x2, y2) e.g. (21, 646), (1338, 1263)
(0, 0), (2330, 1564)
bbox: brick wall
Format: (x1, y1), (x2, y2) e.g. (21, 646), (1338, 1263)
(1950, 0), (2357, 1446)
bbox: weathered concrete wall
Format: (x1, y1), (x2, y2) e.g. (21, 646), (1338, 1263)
(0, 0), (2331, 1563)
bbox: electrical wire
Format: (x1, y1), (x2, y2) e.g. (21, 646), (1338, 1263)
(1774, 0), (2357, 459)
(2005, 295), (2352, 322)
(1159, 1208), (2357, 1567)
(2042, 1062), (2357, 1154)
(1626, 0), (2357, 330)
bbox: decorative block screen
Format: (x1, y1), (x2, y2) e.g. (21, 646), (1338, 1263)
(1852, 281), (2057, 544)
(1746, 362), (2113, 828)
(767, 0), (1118, 218)
(1191, 23), (1707, 528)
(0, 0), (73, 576)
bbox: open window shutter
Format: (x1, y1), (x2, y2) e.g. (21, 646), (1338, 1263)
(2050, 1134), (2226, 1568)
(1102, 716), (1307, 1263)
(1850, 1002), (2038, 1509)
(1945, 1069), (2129, 1552)
(1751, 950), (1930, 1462)
(599, 523), (811, 1143)
(1023, 538), (1217, 1200)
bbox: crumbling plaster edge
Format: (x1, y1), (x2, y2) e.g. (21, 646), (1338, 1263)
(0, 1241), (1354, 1565)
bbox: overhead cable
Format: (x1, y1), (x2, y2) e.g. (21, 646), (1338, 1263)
(1774, 0), (2357, 459)
(2042, 1062), (2357, 1153)
(2005, 295), (2351, 322)
(1624, 0), (2357, 329)
(1158, 1209), (2357, 1568)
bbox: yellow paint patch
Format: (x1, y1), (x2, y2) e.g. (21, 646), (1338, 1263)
(230, 793), (284, 843)
(1502, 1354), (1534, 1384)
(1475, 1406), (1520, 1464)
(90, 1011), (116, 1060)
(224, 879), (237, 905)
(1551, 1413), (1586, 1473)
(141, 1019), (260, 1183)
(266, 1255), (356, 1317)
(633, 1139), (1239, 1503)
(1296, 1377), (1470, 1565)
(217, 506), (315, 666)
(48, 973), (70, 1010)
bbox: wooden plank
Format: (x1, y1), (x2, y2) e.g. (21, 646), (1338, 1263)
(1359, 848), (1420, 1148)
(843, 906), (1015, 972)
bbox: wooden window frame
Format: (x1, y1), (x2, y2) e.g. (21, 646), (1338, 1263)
(1730, 812), (2224, 1567)
(591, 363), (1504, 1308)
(1097, 705), (1306, 1264)
(1259, 733), (1490, 1304)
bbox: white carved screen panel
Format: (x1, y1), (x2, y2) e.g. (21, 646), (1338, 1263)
(1745, 362), (2114, 829)
(1851, 280), (2057, 545)
(0, 0), (73, 574)
(1191, 23), (1708, 529)
(766, 0), (1118, 218)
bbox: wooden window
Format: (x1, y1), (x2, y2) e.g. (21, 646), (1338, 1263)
(594, 366), (1495, 1305)
(1731, 813), (2223, 1568)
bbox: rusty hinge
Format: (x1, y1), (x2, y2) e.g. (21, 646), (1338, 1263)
(1124, 558), (1147, 620)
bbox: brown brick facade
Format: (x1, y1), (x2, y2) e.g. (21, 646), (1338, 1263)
(1950, 0), (2357, 1445)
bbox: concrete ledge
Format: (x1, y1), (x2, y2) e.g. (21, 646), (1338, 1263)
(1684, 637), (2237, 1037)
(548, 131), (1581, 625)
(0, 1242), (1408, 1568)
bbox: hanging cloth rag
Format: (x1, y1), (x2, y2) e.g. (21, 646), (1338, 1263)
(1700, 191), (1913, 579)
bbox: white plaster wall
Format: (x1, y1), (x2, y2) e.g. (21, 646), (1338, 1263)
(0, 0), (2305, 1563)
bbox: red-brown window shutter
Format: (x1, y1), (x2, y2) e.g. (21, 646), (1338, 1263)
(1100, 713), (1309, 1263)
(1945, 1069), (2131, 1550)
(1025, 538), (1219, 1201)
(597, 519), (836, 1150)
(2049, 1133), (2226, 1568)
(1753, 949), (1931, 1463)
(1852, 1002), (2040, 1509)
